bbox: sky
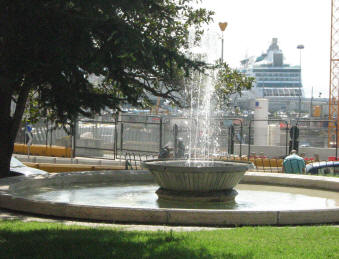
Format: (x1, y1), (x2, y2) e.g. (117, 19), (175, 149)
(198, 0), (331, 98)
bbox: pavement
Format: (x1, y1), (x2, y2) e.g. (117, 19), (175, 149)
(14, 154), (126, 166)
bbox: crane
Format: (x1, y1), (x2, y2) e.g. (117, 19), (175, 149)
(328, 0), (339, 146)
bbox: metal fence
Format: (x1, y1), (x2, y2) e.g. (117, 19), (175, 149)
(16, 120), (70, 147)
(72, 115), (166, 159)
(75, 119), (117, 159)
(15, 115), (338, 162)
(120, 152), (339, 176)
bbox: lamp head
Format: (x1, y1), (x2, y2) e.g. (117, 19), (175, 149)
(218, 22), (228, 32)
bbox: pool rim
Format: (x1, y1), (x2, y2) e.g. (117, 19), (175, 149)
(0, 170), (338, 226)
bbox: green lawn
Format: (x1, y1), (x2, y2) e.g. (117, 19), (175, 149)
(0, 221), (338, 258)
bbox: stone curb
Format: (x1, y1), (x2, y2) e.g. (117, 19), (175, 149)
(0, 171), (338, 226)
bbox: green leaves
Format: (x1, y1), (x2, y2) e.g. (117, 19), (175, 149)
(0, 0), (214, 126)
(214, 61), (254, 108)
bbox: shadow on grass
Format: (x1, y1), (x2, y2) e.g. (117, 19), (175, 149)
(0, 221), (253, 259)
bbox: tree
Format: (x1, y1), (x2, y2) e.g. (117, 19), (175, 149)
(214, 62), (254, 110)
(0, 0), (213, 177)
(183, 61), (254, 110)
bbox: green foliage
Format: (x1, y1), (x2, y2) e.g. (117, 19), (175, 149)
(0, 0), (214, 125)
(183, 60), (254, 110)
(214, 61), (254, 109)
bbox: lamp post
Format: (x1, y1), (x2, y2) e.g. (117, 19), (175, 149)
(297, 44), (304, 118)
(297, 44), (304, 67)
(310, 86), (313, 117)
(219, 22), (228, 63)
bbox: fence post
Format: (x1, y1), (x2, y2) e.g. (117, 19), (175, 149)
(228, 125), (234, 154)
(240, 122), (243, 157)
(247, 120), (252, 160)
(159, 117), (163, 152)
(45, 119), (48, 147)
(120, 123), (124, 152)
(173, 124), (178, 158)
(72, 120), (77, 158)
(285, 121), (289, 157)
(114, 114), (118, 160)
(50, 124), (53, 147)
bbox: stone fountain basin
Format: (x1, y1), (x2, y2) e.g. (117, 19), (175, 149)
(142, 159), (251, 192)
(0, 171), (339, 226)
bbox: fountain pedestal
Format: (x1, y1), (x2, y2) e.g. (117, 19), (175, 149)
(142, 159), (250, 202)
(156, 188), (238, 202)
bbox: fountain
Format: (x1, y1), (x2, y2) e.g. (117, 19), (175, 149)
(0, 30), (338, 227)
(142, 36), (251, 203)
(142, 159), (251, 202)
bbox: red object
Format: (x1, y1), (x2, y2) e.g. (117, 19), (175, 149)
(280, 122), (287, 129)
(328, 156), (339, 161)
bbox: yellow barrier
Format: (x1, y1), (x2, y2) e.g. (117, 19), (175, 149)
(14, 144), (72, 158)
(23, 162), (126, 173)
(13, 143), (26, 154)
(219, 156), (284, 168)
(250, 158), (284, 168)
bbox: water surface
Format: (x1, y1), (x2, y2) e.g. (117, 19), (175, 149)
(17, 183), (339, 211)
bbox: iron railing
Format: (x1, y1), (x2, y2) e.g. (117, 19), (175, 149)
(15, 115), (339, 162)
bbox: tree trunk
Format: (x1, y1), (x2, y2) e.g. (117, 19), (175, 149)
(0, 78), (30, 178)
(0, 130), (13, 178)
(0, 85), (13, 178)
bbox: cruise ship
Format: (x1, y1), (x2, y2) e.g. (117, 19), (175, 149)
(239, 38), (304, 113)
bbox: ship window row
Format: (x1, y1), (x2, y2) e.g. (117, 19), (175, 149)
(256, 82), (302, 87)
(256, 77), (300, 82)
(263, 88), (302, 97)
(255, 72), (300, 77)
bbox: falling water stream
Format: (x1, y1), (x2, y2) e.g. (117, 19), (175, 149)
(185, 30), (221, 165)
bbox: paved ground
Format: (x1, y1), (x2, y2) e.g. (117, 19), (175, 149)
(0, 208), (221, 232)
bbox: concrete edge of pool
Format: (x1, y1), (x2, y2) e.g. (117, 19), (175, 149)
(0, 170), (338, 226)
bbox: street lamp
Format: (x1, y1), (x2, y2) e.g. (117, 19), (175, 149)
(297, 44), (304, 119)
(297, 44), (304, 67)
(218, 22), (228, 63)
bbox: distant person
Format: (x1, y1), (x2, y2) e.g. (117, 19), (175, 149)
(282, 150), (306, 174)
(159, 146), (170, 159)
(176, 138), (185, 158)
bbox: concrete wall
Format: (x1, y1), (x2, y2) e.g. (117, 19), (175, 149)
(235, 144), (338, 160)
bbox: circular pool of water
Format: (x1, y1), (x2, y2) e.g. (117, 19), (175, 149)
(0, 170), (338, 226)
(20, 183), (339, 211)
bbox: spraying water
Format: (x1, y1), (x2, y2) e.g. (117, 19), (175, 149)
(185, 30), (223, 164)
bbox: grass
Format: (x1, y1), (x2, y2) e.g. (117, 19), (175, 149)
(0, 221), (338, 258)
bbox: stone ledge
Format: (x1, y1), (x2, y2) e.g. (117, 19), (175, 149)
(0, 171), (338, 226)
(242, 172), (339, 191)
